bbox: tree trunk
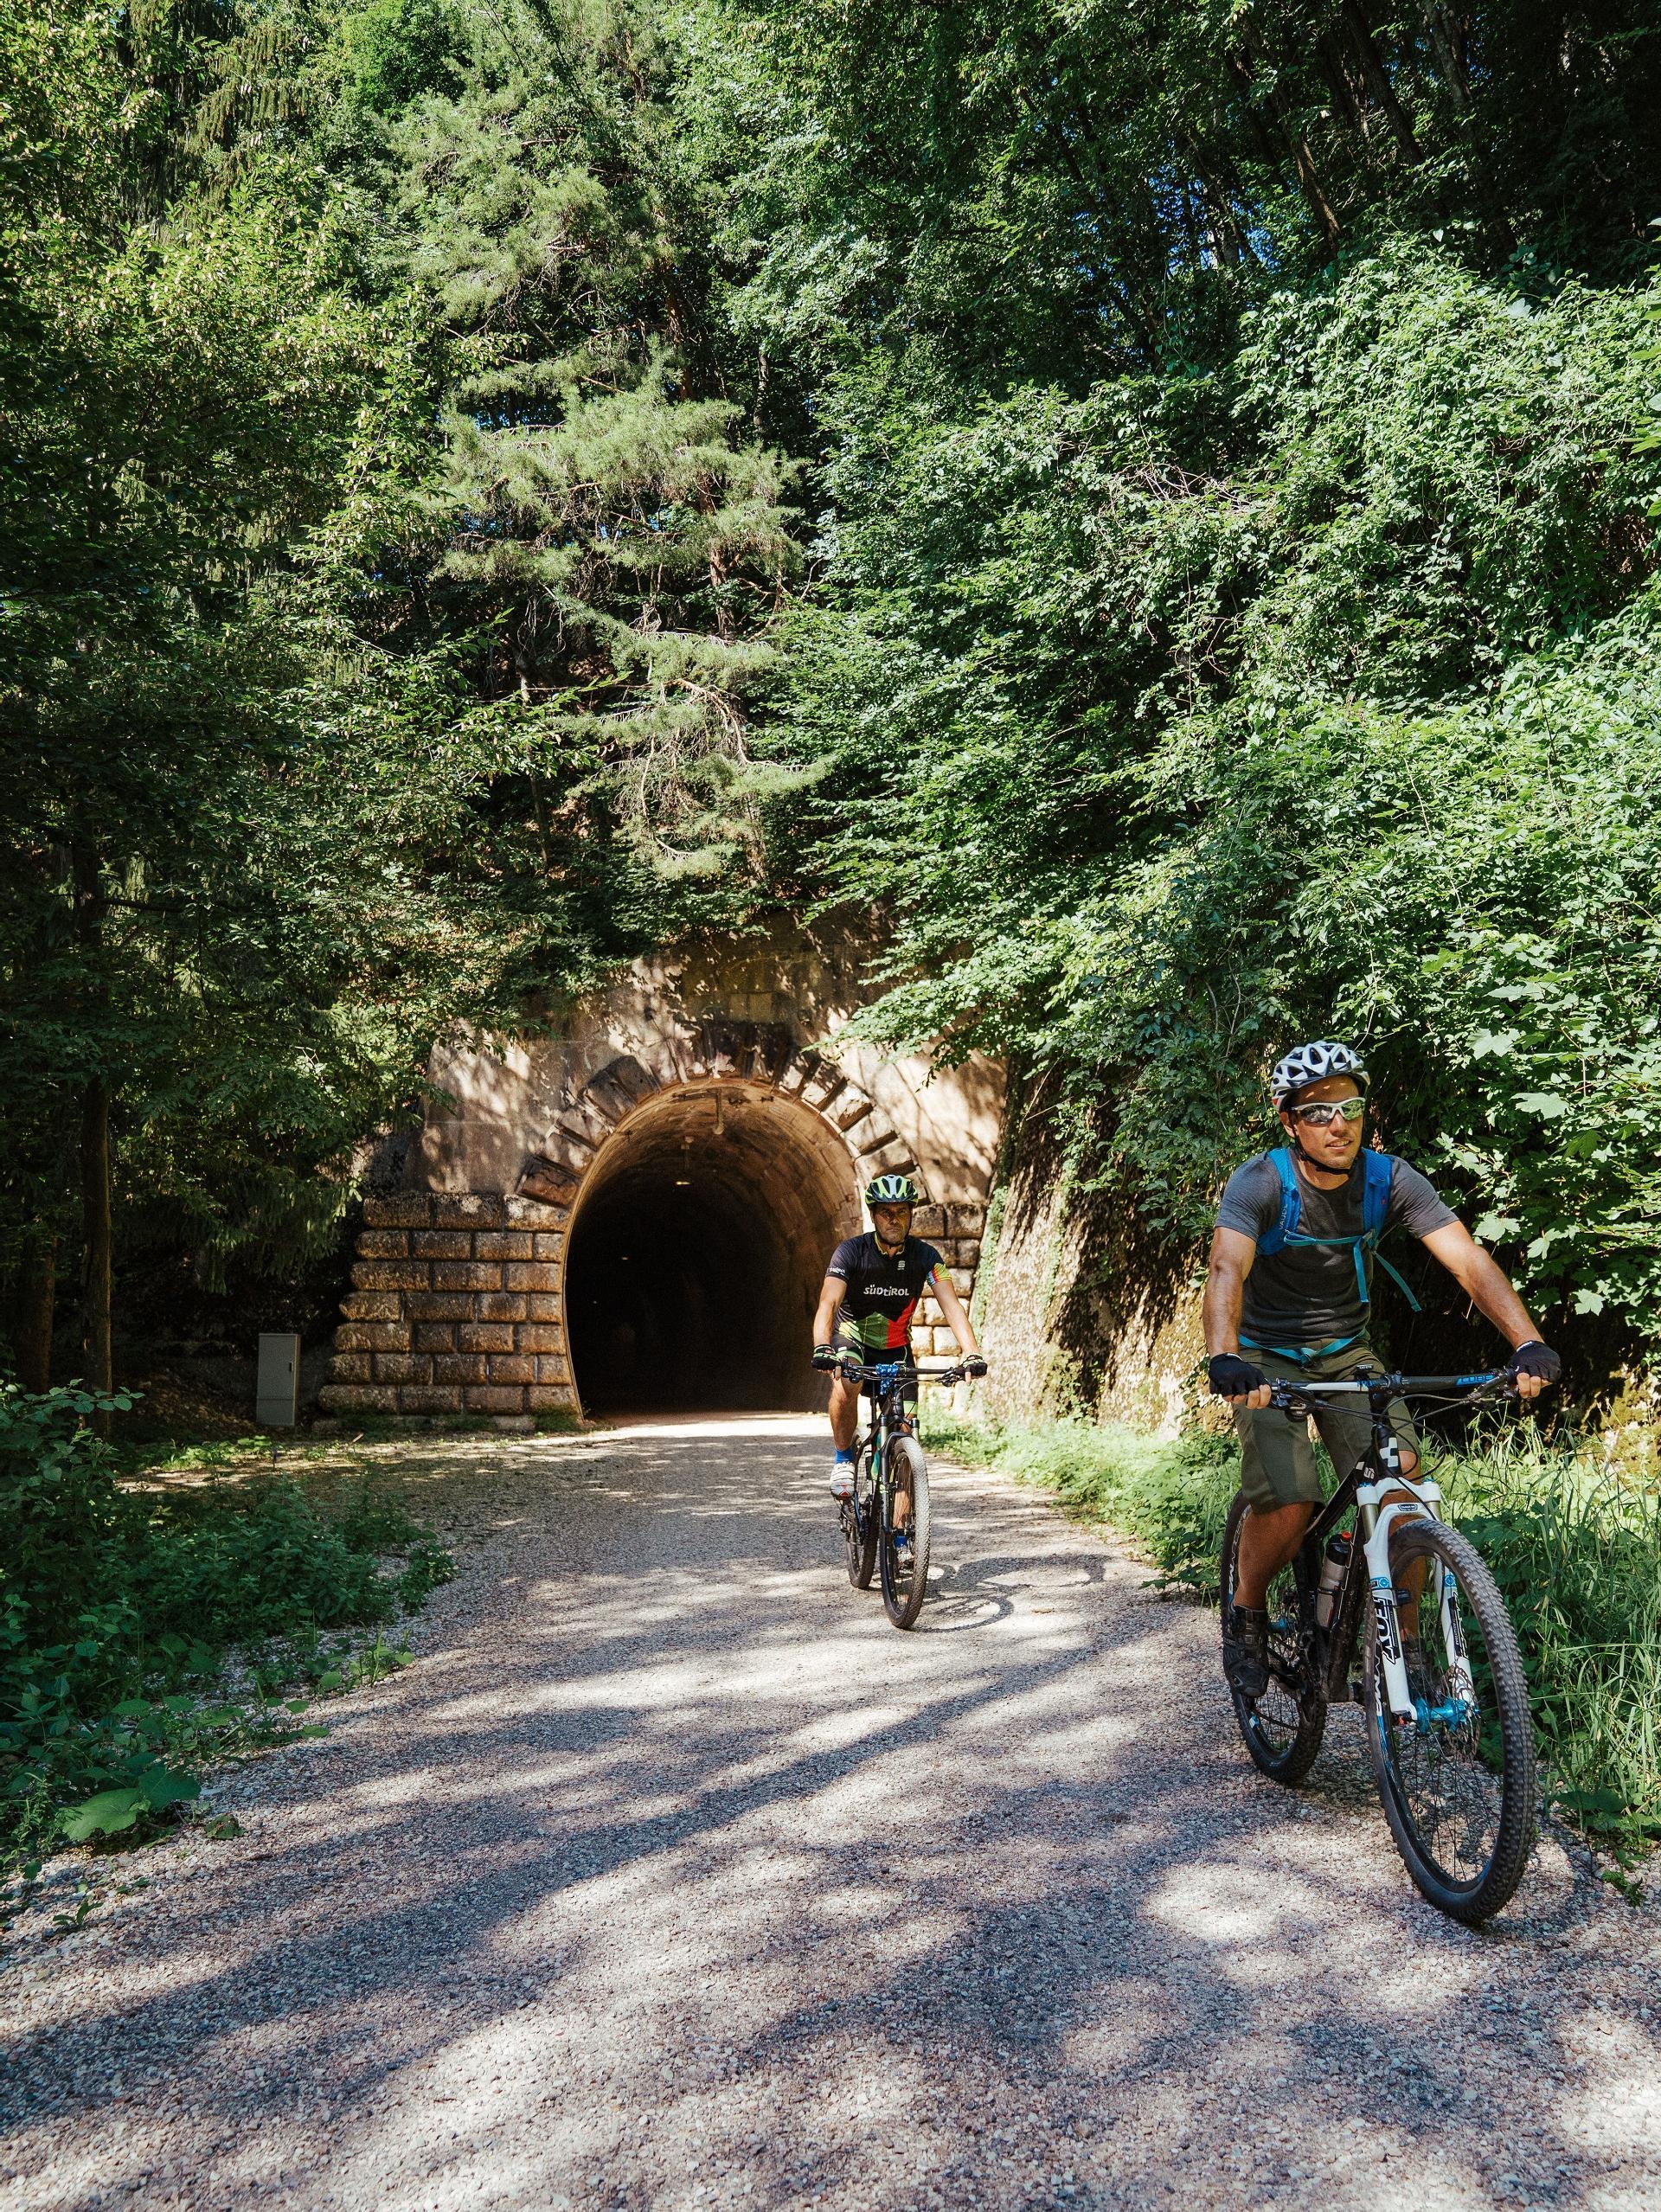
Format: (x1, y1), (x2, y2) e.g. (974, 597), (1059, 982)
(1340, 0), (1428, 165)
(80, 1079), (112, 1429)
(71, 842), (113, 1433)
(12, 1234), (57, 1394)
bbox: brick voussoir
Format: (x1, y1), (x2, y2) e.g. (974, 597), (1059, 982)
(337, 1322), (412, 1353)
(433, 1194), (506, 1230)
(412, 1230), (473, 1260)
(433, 1261), (503, 1292)
(318, 1383), (399, 1413)
(473, 1231), (535, 1260)
(503, 1194), (568, 1229)
(397, 1386), (464, 1414)
(373, 1353), (432, 1384)
(352, 1261), (431, 1292)
(459, 1323), (515, 1353)
(362, 1196), (433, 1229)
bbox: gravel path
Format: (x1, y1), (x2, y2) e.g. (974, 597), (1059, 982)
(3, 1415), (1658, 2212)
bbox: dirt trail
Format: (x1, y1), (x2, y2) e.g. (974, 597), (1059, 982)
(3, 1416), (1658, 2212)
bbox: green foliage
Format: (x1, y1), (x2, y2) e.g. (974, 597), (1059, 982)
(1, 0), (804, 1359)
(0, 1387), (452, 1874)
(785, 245), (1661, 1365)
(933, 1408), (1661, 1850)
(721, 0), (1661, 399)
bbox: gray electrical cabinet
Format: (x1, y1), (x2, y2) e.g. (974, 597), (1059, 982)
(256, 1332), (301, 1429)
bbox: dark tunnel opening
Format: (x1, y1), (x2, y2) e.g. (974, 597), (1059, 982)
(565, 1087), (860, 1414)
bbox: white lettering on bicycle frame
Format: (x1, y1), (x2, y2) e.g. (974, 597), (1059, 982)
(1370, 1578), (1401, 1667)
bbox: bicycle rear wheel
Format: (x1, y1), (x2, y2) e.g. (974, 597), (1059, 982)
(1220, 1491), (1326, 1785)
(843, 1446), (877, 1589)
(879, 1437), (930, 1629)
(1363, 1517), (1536, 1922)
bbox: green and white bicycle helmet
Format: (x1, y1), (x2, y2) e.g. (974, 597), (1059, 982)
(864, 1171), (923, 1208)
(1270, 1039), (1370, 1106)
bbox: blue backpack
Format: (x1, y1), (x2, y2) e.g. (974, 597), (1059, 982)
(1241, 1146), (1421, 1365)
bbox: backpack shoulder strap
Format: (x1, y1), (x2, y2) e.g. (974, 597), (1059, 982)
(1254, 1148), (1302, 1257)
(1357, 1151), (1423, 1312)
(1359, 1148), (1394, 1243)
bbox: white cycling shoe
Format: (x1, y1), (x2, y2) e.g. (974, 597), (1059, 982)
(829, 1459), (856, 1500)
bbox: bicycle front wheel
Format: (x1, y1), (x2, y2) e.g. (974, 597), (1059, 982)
(1363, 1517), (1536, 1922)
(843, 1448), (877, 1590)
(1220, 1491), (1326, 1785)
(879, 1437), (931, 1629)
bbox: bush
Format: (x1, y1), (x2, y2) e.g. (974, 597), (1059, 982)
(0, 1385), (452, 1875)
(932, 1407), (1661, 1853)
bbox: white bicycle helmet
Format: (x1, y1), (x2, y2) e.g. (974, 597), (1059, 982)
(1270, 1039), (1370, 1106)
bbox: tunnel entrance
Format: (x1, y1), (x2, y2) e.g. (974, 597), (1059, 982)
(564, 1086), (861, 1414)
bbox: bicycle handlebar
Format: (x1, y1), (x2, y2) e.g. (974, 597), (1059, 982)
(830, 1357), (975, 1388)
(1266, 1369), (1511, 1410)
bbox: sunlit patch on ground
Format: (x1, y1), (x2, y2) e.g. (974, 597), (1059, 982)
(1, 1415), (1654, 2211)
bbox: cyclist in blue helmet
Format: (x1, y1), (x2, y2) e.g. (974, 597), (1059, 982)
(1203, 1039), (1560, 1700)
(811, 1171), (986, 1498)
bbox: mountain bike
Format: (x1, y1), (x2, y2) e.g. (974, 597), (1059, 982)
(837, 1358), (965, 1630)
(1220, 1370), (1536, 1922)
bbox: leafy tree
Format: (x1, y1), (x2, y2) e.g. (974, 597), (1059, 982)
(773, 246), (1661, 1371)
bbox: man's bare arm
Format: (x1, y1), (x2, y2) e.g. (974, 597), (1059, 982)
(811, 1274), (847, 1348)
(1419, 1221), (1549, 1399)
(1202, 1226), (1271, 1408)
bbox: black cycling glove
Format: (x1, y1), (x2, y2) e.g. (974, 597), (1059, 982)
(811, 1343), (838, 1372)
(963, 1355), (988, 1378)
(1209, 1353), (1267, 1399)
(1508, 1340), (1562, 1387)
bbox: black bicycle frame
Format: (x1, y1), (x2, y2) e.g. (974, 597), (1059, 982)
(1270, 1372), (1502, 1707)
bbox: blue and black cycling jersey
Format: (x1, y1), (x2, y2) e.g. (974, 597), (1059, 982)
(824, 1233), (943, 1354)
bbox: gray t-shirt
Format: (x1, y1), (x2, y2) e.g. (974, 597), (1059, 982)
(1217, 1150), (1456, 1350)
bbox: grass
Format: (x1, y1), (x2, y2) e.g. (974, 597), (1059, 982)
(927, 1407), (1661, 1864)
(1, 1385), (454, 1895)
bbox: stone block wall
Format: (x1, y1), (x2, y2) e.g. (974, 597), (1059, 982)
(319, 1191), (573, 1420)
(907, 1202), (988, 1361)
(320, 1187), (987, 1420)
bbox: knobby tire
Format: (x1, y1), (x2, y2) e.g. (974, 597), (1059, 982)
(880, 1436), (930, 1630)
(1363, 1517), (1536, 1922)
(1220, 1490), (1327, 1786)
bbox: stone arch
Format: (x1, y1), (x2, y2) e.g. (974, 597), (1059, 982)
(321, 1020), (992, 1427)
(511, 1029), (920, 1212)
(523, 1037), (919, 1415)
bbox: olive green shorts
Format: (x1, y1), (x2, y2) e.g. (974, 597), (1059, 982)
(1233, 1343), (1420, 1513)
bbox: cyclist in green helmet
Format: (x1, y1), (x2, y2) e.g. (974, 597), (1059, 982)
(811, 1171), (986, 1498)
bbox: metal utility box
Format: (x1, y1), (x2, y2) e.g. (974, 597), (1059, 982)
(256, 1332), (301, 1429)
